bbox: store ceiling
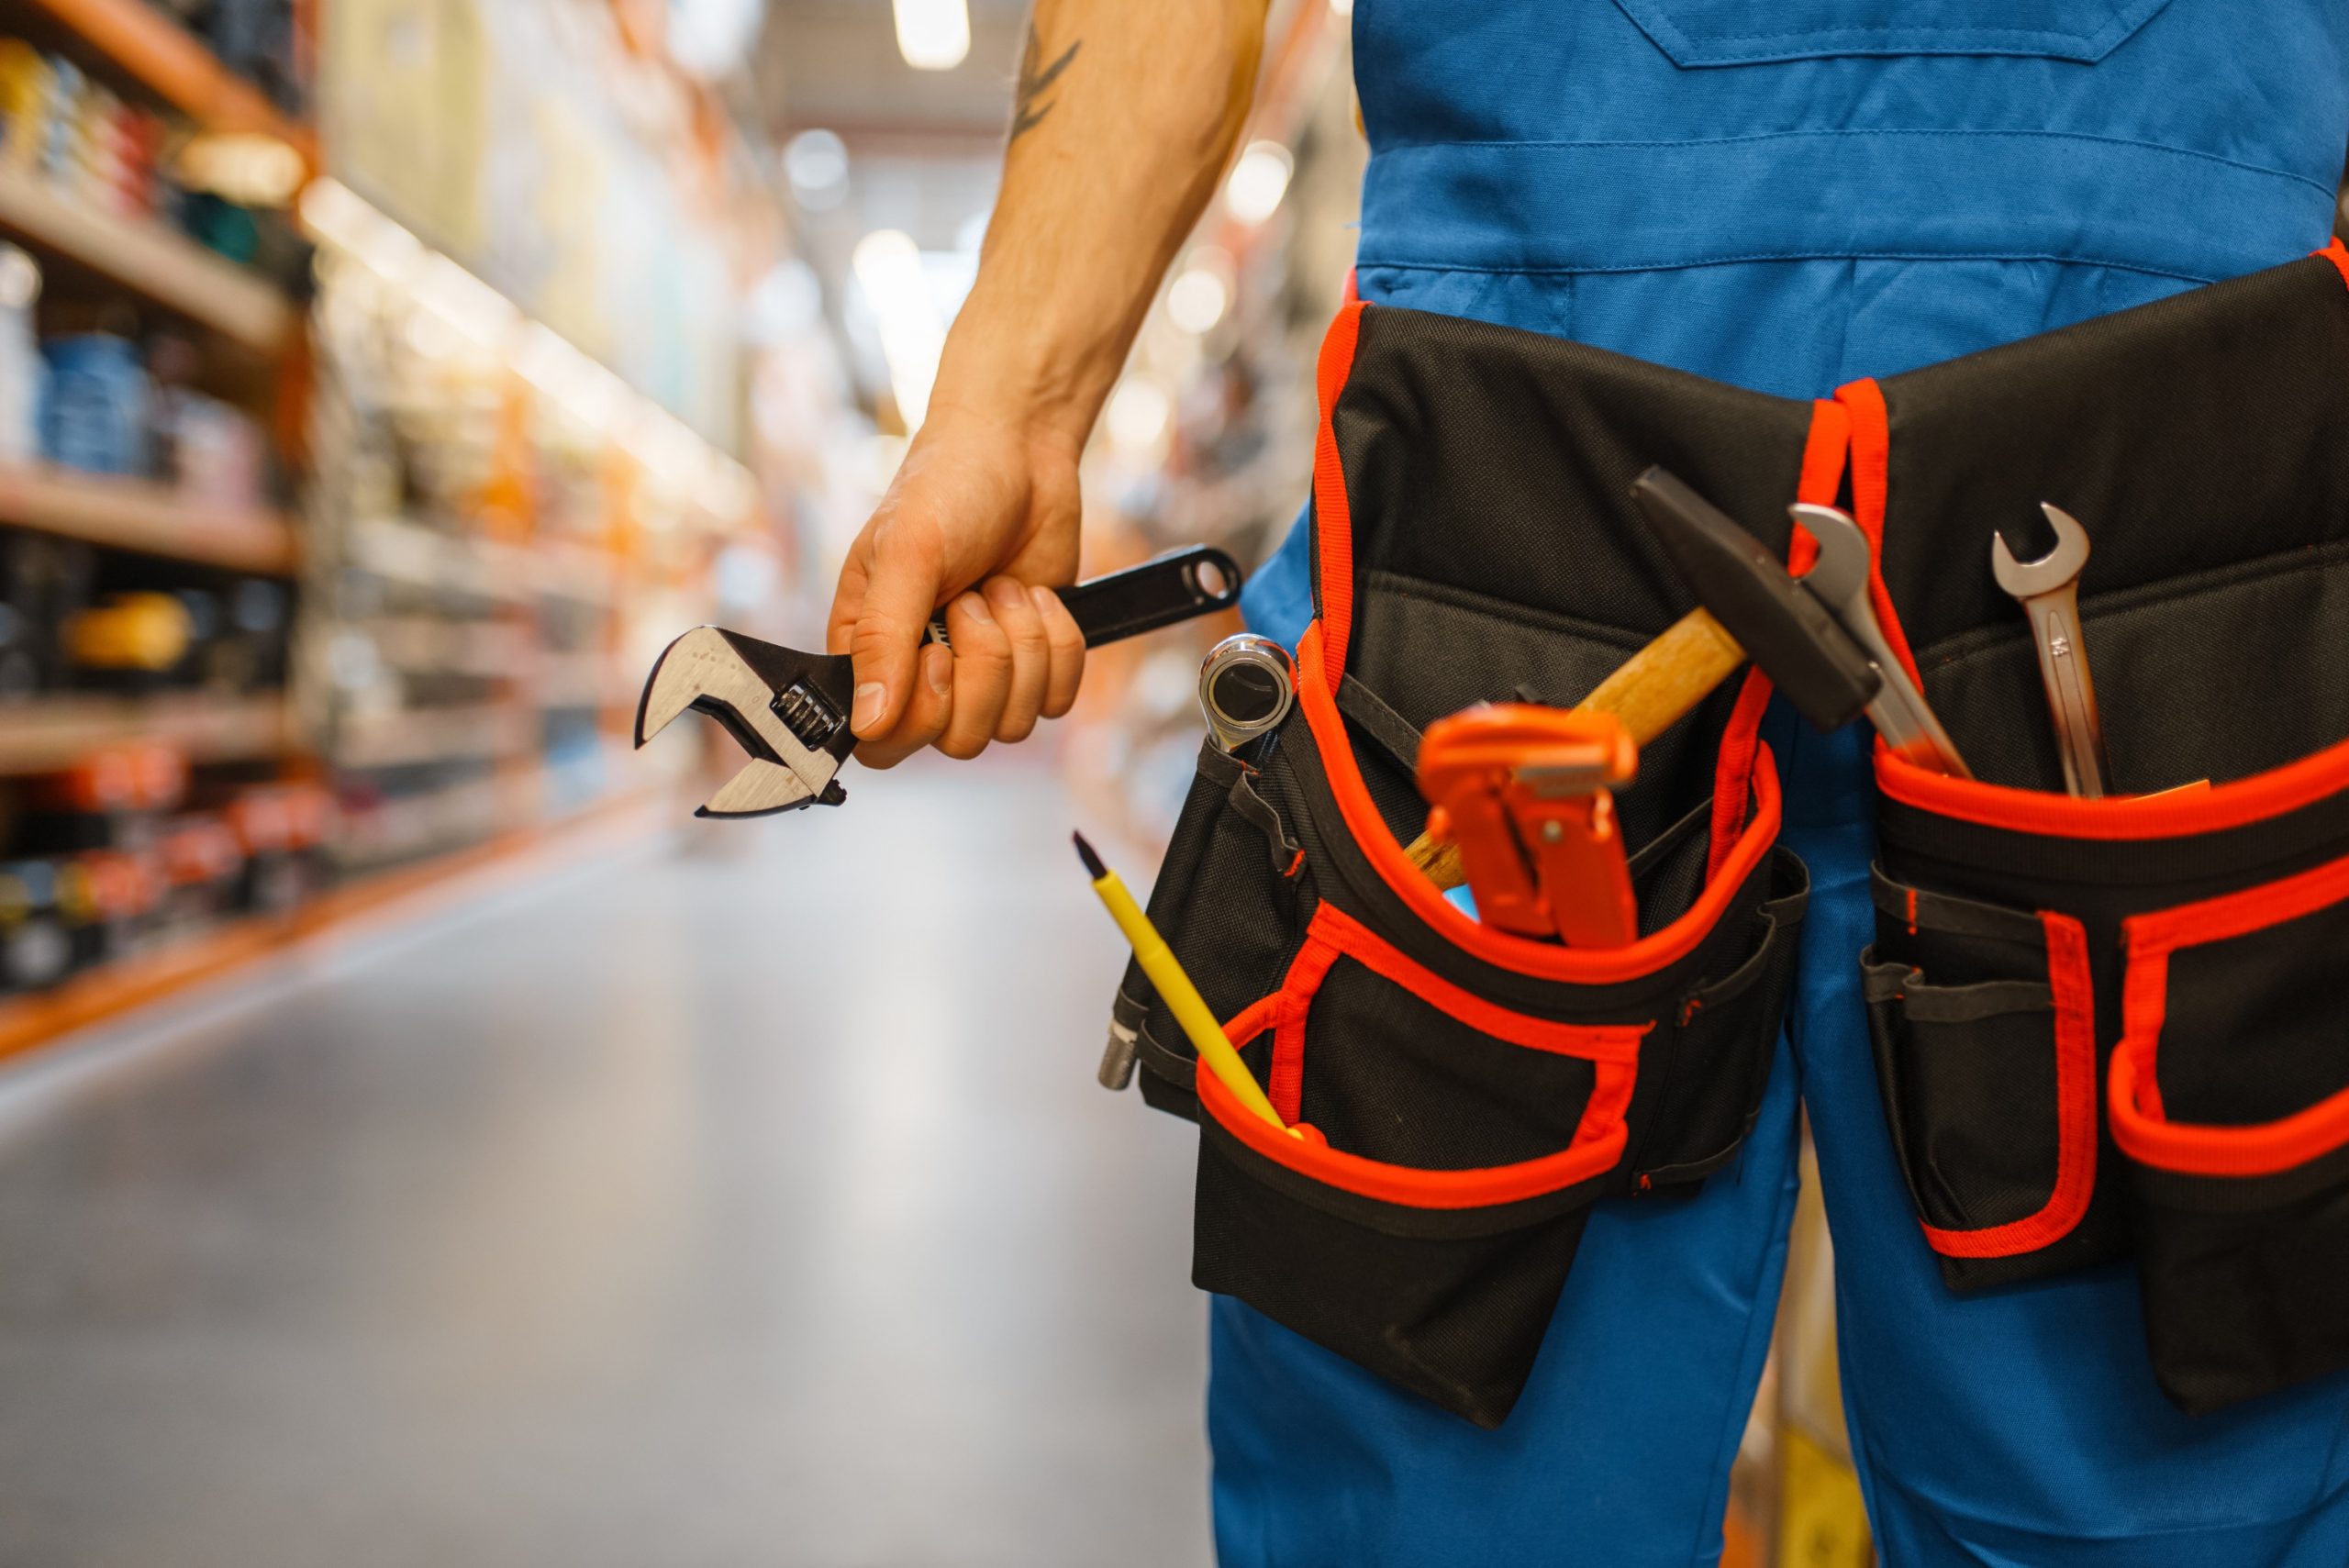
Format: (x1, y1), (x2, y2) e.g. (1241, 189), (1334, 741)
(752, 0), (1033, 150)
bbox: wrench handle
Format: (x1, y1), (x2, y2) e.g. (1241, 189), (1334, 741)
(925, 546), (1244, 651)
(2025, 586), (2112, 798)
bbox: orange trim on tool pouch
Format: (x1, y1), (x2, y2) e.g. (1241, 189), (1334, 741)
(2110, 850), (2349, 1176)
(1833, 377), (1928, 692)
(1206, 948), (1645, 1210)
(1311, 303), (1368, 688)
(1708, 398), (1849, 879)
(2317, 239), (2349, 291)
(1879, 728), (2349, 840)
(1295, 620), (1784, 983)
(1249, 902), (1650, 1125)
(1919, 912), (2099, 1257)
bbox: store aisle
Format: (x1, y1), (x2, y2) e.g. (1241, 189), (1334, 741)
(0, 763), (1210, 1568)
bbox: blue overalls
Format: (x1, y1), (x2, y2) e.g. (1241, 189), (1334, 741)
(1230, 3), (2349, 1562)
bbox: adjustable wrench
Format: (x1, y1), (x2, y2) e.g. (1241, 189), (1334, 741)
(636, 545), (1243, 817)
(1787, 503), (1971, 778)
(1991, 504), (2111, 798)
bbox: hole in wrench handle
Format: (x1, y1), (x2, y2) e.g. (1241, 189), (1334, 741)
(925, 545), (1245, 650)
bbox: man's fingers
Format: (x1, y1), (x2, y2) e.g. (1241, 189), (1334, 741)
(937, 592), (1011, 759)
(984, 577), (1051, 743)
(857, 642), (954, 770)
(1033, 584), (1085, 719)
(846, 522), (946, 739)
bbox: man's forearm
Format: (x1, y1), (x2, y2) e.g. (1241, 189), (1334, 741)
(928, 0), (1270, 455)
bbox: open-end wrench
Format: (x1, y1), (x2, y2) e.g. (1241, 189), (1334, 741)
(1788, 503), (1971, 779)
(1992, 503), (2111, 798)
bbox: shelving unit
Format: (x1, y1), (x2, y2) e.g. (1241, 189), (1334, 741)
(0, 692), (289, 773)
(0, 784), (661, 1066)
(0, 463), (298, 573)
(332, 704), (532, 771)
(19, 0), (309, 149)
(0, 163), (295, 351)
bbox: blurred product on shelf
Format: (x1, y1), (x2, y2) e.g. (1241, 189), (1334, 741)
(0, 529), (92, 697)
(0, 732), (330, 999)
(40, 330), (150, 474)
(0, 29), (307, 289)
(0, 855), (71, 990)
(0, 243), (39, 460)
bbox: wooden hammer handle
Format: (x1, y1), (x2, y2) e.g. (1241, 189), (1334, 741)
(1404, 608), (1746, 890)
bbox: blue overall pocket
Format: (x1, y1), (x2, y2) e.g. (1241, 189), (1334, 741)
(1610, 0), (2167, 65)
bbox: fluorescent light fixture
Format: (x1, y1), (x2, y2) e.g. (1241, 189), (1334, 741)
(852, 228), (946, 429)
(1105, 377), (1172, 455)
(1225, 141), (1294, 226)
(784, 128), (849, 205)
(893, 0), (970, 70)
(1166, 249), (1233, 334)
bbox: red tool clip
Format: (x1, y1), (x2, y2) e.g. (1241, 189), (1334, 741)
(1417, 705), (1641, 947)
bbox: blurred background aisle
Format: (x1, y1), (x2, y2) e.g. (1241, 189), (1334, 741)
(0, 0), (1858, 1561)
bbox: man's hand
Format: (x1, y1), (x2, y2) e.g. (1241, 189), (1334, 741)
(826, 411), (1089, 766)
(823, 0), (1267, 766)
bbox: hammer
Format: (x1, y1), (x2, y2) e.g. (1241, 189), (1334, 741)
(1406, 467), (1880, 890)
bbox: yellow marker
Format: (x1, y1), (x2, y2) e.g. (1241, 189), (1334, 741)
(1074, 831), (1297, 1137)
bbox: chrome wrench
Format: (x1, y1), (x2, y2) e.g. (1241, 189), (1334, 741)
(1788, 503), (1972, 778)
(1991, 503), (2112, 798)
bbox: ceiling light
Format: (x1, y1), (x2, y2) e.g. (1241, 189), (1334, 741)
(1225, 141), (1294, 227)
(892, 0), (970, 70)
(785, 128), (849, 206)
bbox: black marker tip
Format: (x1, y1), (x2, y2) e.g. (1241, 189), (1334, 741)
(1072, 830), (1108, 881)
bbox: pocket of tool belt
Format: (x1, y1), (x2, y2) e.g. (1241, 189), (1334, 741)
(1126, 696), (1802, 1427)
(1861, 868), (2110, 1291)
(2103, 852), (2349, 1414)
(1192, 905), (1659, 1433)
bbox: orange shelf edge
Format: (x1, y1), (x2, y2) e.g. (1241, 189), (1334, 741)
(21, 0), (313, 152)
(0, 785), (667, 1066)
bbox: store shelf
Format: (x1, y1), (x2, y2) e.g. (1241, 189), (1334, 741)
(332, 704), (531, 771)
(0, 164), (295, 351)
(360, 617), (525, 676)
(0, 464), (298, 573)
(20, 0), (311, 150)
(0, 692), (289, 773)
(0, 784), (661, 1066)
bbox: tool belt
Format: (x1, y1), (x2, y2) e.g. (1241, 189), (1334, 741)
(1114, 244), (2349, 1427)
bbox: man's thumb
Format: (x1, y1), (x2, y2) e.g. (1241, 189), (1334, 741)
(846, 540), (942, 739)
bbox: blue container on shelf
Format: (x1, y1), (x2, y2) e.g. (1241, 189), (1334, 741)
(39, 334), (151, 478)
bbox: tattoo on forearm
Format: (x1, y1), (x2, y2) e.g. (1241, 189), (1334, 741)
(1010, 24), (1081, 141)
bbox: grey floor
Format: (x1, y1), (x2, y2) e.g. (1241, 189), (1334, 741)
(0, 760), (1212, 1568)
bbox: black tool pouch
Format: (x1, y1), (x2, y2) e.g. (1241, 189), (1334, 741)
(1851, 245), (2349, 1412)
(1110, 303), (1821, 1427)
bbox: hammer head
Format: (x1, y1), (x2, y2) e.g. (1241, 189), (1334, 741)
(1630, 467), (1880, 732)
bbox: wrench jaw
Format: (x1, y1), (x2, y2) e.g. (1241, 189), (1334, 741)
(633, 626), (859, 817)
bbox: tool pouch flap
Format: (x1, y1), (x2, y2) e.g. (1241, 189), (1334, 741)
(1114, 301), (1827, 1425)
(1850, 245), (2349, 1412)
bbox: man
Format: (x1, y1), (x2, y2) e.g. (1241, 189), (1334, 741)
(825, 3), (2349, 1562)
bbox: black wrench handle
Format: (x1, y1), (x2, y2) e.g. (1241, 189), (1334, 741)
(926, 545), (1244, 650)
